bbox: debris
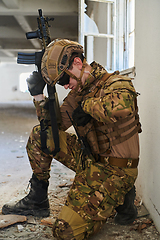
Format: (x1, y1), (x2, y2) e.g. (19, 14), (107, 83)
(0, 215), (27, 229)
(59, 183), (72, 188)
(58, 183), (67, 188)
(130, 219), (153, 233)
(17, 224), (24, 232)
(41, 217), (56, 227)
(27, 216), (37, 225)
(29, 227), (36, 232)
(137, 204), (150, 218)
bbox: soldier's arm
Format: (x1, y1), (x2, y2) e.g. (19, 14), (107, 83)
(60, 90), (78, 130)
(82, 89), (136, 123)
(33, 91), (76, 131)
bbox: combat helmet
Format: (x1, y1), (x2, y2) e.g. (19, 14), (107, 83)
(41, 39), (85, 87)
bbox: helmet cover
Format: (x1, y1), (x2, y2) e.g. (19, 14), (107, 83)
(41, 39), (84, 86)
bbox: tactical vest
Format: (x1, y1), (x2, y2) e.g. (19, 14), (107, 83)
(77, 73), (142, 155)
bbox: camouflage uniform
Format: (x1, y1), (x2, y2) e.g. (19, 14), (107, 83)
(26, 62), (140, 239)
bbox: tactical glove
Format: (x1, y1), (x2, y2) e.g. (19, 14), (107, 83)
(72, 105), (92, 126)
(26, 71), (46, 96)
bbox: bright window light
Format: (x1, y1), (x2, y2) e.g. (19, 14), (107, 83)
(19, 72), (31, 92)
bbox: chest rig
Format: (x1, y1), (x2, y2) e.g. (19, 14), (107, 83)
(77, 72), (142, 155)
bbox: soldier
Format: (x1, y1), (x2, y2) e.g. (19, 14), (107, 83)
(2, 39), (141, 239)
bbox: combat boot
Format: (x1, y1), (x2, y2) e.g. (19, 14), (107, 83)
(114, 186), (137, 225)
(2, 174), (50, 218)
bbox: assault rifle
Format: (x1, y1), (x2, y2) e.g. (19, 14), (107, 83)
(17, 9), (61, 156)
(66, 110), (92, 170)
(17, 9), (54, 71)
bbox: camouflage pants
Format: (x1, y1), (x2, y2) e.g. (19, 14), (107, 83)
(26, 125), (138, 240)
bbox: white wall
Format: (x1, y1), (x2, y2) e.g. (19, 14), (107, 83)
(0, 62), (34, 102)
(0, 62), (69, 104)
(135, 0), (160, 232)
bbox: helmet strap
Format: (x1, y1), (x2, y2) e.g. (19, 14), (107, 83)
(65, 69), (79, 82)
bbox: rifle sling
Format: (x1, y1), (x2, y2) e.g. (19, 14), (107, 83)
(40, 85), (60, 156)
(40, 119), (49, 154)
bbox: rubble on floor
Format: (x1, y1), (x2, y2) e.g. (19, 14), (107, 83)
(0, 215), (27, 229)
(0, 184), (159, 240)
(0, 105), (159, 239)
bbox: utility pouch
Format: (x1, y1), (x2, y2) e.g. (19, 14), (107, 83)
(78, 120), (100, 155)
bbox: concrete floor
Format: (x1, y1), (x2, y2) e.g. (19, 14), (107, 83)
(0, 101), (36, 209)
(0, 102), (159, 239)
(0, 101), (75, 209)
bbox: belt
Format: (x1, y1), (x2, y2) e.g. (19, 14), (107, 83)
(99, 156), (139, 168)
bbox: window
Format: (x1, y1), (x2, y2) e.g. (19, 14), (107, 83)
(79, 0), (135, 73)
(115, 0), (135, 71)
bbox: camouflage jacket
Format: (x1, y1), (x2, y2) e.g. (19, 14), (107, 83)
(34, 61), (141, 157)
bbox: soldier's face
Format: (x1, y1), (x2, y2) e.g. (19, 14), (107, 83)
(63, 57), (84, 90)
(63, 64), (80, 90)
(63, 77), (78, 90)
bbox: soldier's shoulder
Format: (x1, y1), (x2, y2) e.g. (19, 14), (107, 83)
(103, 74), (136, 94)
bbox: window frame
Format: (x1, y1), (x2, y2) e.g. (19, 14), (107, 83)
(78, 0), (135, 73)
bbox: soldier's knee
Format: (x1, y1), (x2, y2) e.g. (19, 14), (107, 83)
(52, 218), (75, 240)
(52, 205), (87, 240)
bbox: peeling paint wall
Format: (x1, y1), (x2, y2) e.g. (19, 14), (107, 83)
(135, 0), (160, 232)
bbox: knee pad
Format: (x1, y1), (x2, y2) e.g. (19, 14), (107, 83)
(52, 205), (87, 240)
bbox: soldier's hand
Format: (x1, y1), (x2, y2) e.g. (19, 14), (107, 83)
(72, 105), (92, 126)
(26, 71), (46, 96)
